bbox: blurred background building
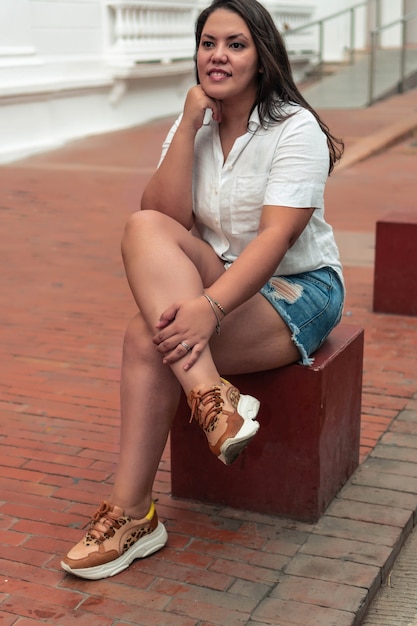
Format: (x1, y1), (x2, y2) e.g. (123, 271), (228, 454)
(1, 0), (416, 163)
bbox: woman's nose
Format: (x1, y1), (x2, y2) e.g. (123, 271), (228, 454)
(211, 45), (228, 63)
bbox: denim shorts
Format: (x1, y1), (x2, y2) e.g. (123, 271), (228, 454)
(259, 267), (345, 365)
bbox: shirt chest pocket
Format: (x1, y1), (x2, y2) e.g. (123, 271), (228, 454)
(229, 174), (268, 235)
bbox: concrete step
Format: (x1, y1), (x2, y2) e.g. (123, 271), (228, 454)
(361, 528), (417, 625)
(300, 48), (417, 109)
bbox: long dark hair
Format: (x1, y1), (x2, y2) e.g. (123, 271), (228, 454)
(195, 0), (344, 173)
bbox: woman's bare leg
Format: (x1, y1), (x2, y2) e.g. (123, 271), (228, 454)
(109, 314), (180, 519)
(108, 211), (225, 517)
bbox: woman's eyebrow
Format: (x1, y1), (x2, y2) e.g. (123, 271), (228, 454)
(202, 32), (250, 42)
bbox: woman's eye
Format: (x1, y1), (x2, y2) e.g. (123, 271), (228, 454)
(200, 40), (244, 50)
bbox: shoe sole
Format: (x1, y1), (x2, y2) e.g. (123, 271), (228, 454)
(219, 394), (260, 465)
(60, 521), (168, 580)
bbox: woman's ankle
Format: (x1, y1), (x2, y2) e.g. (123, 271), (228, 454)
(108, 494), (152, 520)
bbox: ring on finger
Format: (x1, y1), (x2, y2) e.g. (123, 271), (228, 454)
(180, 341), (192, 352)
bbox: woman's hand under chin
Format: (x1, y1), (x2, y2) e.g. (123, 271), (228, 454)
(181, 86), (222, 132)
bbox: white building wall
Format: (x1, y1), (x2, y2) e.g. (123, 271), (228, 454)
(29, 0), (102, 54)
(0, 0), (33, 49)
(379, 1), (404, 46)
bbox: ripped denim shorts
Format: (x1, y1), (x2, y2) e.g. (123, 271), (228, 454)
(259, 267), (345, 366)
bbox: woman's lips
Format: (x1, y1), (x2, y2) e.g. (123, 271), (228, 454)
(208, 69), (231, 81)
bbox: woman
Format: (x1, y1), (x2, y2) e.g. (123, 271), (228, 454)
(61, 0), (344, 580)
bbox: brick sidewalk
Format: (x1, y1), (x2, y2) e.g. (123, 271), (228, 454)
(1, 92), (417, 625)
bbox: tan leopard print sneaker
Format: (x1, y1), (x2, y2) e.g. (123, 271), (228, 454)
(187, 378), (260, 465)
(61, 500), (167, 579)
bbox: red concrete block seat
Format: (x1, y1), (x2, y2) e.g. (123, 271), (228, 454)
(373, 210), (417, 315)
(170, 324), (364, 522)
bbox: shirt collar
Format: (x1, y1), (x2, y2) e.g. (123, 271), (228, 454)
(248, 107), (261, 132)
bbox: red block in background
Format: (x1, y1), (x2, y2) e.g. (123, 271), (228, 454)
(170, 324), (364, 523)
(373, 211), (417, 315)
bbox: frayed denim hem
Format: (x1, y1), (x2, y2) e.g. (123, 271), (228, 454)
(259, 267), (345, 367)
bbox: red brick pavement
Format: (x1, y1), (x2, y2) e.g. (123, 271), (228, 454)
(1, 90), (417, 625)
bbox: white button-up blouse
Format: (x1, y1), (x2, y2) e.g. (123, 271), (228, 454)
(159, 103), (343, 283)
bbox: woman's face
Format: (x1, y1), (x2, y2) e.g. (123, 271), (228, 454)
(197, 8), (260, 106)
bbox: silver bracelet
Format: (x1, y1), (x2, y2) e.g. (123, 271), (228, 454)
(202, 293), (223, 334)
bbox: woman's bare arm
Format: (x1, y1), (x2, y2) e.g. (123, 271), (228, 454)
(141, 86), (222, 229)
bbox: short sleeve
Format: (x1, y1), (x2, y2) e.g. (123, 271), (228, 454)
(263, 109), (329, 210)
(157, 114), (182, 168)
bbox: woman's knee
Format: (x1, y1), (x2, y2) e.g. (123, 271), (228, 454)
(121, 210), (163, 258)
(122, 210), (173, 250)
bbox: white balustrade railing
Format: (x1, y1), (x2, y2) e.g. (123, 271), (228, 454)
(105, 1), (200, 66)
(104, 1), (315, 68)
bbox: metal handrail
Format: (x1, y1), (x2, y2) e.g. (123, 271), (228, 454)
(368, 9), (417, 105)
(284, 1), (380, 70)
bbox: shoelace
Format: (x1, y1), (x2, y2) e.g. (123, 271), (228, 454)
(87, 501), (124, 542)
(189, 385), (223, 431)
